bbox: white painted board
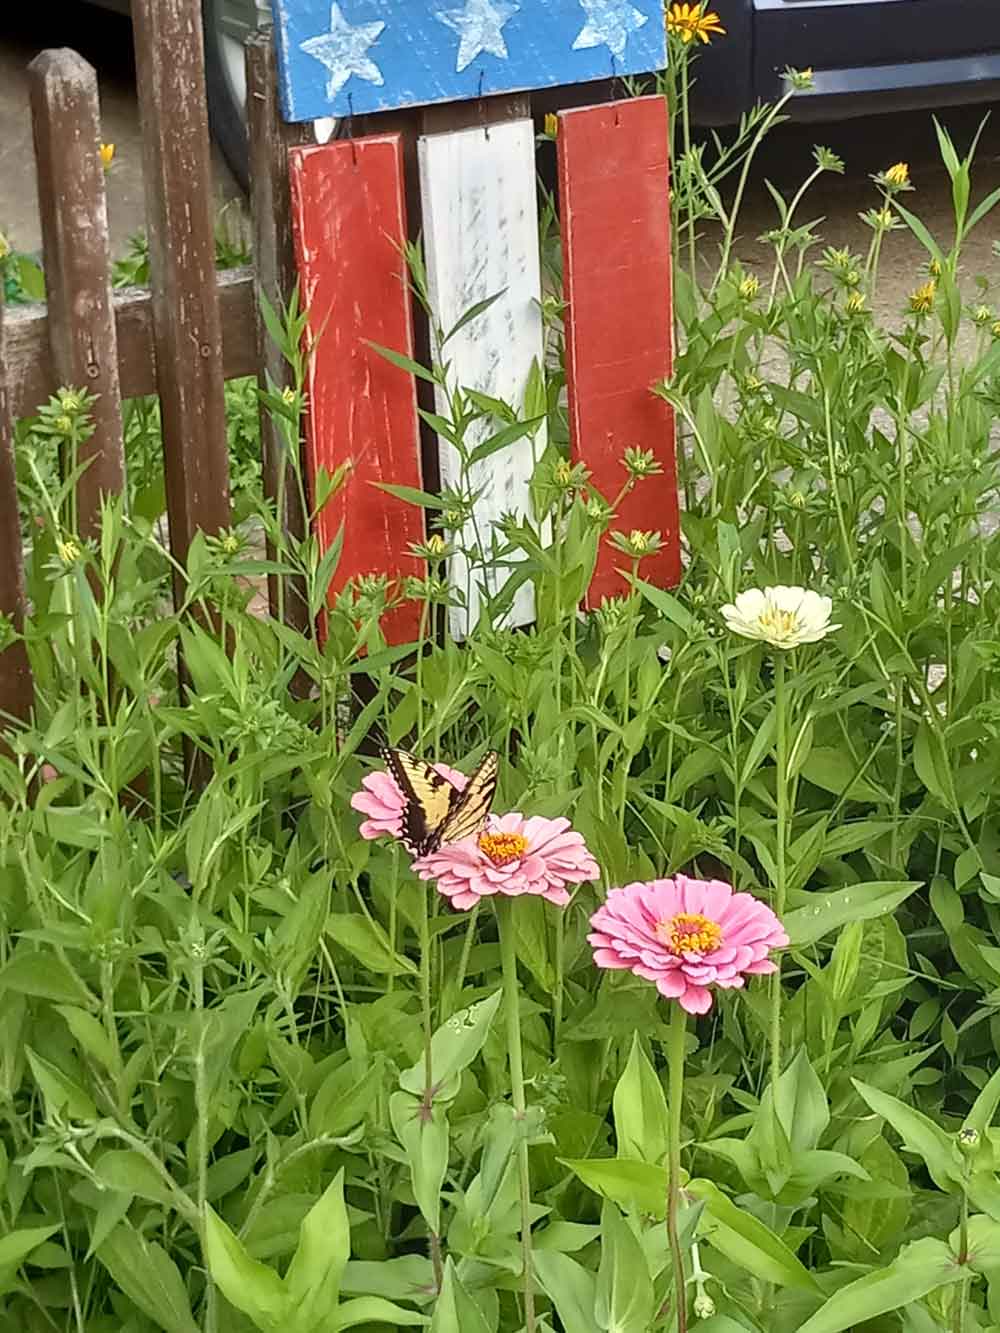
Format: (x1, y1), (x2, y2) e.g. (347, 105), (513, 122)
(418, 117), (546, 638)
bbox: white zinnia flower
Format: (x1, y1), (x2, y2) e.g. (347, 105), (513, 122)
(720, 585), (839, 650)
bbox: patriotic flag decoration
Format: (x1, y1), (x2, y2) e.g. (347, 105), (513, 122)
(273, 0), (677, 643)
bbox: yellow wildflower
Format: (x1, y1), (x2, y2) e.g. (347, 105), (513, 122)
(0, 231), (9, 262)
(738, 274), (760, 301)
(57, 539), (81, 566)
(909, 280), (937, 315)
(426, 534), (447, 556)
(846, 291), (866, 315)
(544, 113), (559, 140)
(667, 2), (726, 44)
(99, 143), (116, 171)
(884, 162), (910, 188)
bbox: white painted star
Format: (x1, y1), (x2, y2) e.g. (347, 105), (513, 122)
(300, 3), (385, 101)
(436, 0), (520, 74)
(573, 0), (648, 61)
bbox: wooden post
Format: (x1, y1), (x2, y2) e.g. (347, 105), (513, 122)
(131, 0), (231, 597)
(28, 48), (125, 542)
(246, 31), (311, 637)
(0, 289), (34, 733)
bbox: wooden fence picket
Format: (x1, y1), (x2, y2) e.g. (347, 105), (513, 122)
(246, 32), (312, 639)
(131, 0), (231, 594)
(0, 291), (35, 733)
(28, 48), (125, 540)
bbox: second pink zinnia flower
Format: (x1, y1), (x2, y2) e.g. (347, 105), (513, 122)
(588, 873), (788, 1015)
(414, 813), (600, 911)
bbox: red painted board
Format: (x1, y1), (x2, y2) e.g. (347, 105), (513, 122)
(557, 96), (681, 606)
(289, 134), (424, 645)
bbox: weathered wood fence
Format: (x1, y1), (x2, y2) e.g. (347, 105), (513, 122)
(0, 0), (308, 733)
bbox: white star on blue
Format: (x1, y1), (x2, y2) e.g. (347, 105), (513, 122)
(436, 0), (520, 74)
(572, 0), (648, 61)
(300, 3), (385, 101)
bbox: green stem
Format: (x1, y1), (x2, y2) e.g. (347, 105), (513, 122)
(667, 1003), (688, 1333)
(770, 653), (789, 1088)
(497, 899), (536, 1333)
(419, 891), (434, 1105)
(954, 1181), (970, 1333)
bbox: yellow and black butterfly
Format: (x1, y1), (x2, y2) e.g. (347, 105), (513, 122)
(381, 747), (499, 857)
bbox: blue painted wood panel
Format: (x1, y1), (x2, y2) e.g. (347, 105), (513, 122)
(270, 0), (666, 122)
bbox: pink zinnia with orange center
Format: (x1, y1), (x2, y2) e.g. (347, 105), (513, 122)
(350, 762), (466, 842)
(414, 813), (600, 911)
(588, 874), (788, 1015)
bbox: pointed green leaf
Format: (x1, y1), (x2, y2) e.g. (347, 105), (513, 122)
(797, 1237), (963, 1333)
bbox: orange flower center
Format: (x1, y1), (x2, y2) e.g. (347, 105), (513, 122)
(657, 912), (723, 956)
(478, 832), (529, 867)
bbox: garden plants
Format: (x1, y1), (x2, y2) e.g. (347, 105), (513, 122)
(5, 6), (1000, 1333)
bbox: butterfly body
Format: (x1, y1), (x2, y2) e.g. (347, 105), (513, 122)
(382, 748), (499, 856)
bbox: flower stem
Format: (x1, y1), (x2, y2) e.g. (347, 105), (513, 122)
(419, 890), (434, 1105)
(497, 899), (536, 1333)
(770, 653), (789, 1088)
(667, 1002), (688, 1333)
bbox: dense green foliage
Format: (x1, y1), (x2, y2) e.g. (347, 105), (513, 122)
(4, 31), (1000, 1333)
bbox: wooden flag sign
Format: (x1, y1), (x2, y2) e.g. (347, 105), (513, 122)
(277, 0), (677, 644)
(270, 0), (666, 123)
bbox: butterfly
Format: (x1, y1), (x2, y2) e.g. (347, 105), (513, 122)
(381, 747), (499, 857)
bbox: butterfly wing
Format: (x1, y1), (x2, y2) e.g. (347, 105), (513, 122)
(382, 748), (459, 856)
(437, 750), (499, 848)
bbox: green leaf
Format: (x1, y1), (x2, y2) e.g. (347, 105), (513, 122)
(335, 1296), (429, 1327)
(689, 1179), (820, 1291)
(366, 341), (438, 385)
(560, 1157), (669, 1218)
(613, 1036), (669, 1166)
(534, 1251), (600, 1333)
(94, 1151), (181, 1213)
(442, 289), (506, 345)
(0, 953), (94, 1007)
(796, 1237), (964, 1333)
(285, 1171), (350, 1330)
(97, 1225), (200, 1333)
(965, 1062), (1000, 1135)
(852, 1079), (959, 1192)
(784, 882), (921, 948)
(309, 1058), (384, 1138)
(0, 1226), (59, 1279)
(430, 1260), (491, 1333)
(596, 1202), (655, 1333)
(631, 579), (696, 632)
(25, 1047), (96, 1122)
(55, 1005), (117, 1074)
(373, 482), (447, 511)
(398, 990), (502, 1097)
(327, 913), (417, 976)
(771, 1049), (829, 1154)
(203, 1206), (289, 1331)
(389, 1092), (449, 1235)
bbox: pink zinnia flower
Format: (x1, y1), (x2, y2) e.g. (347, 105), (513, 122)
(588, 874), (788, 1015)
(414, 813), (600, 911)
(350, 762), (466, 842)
